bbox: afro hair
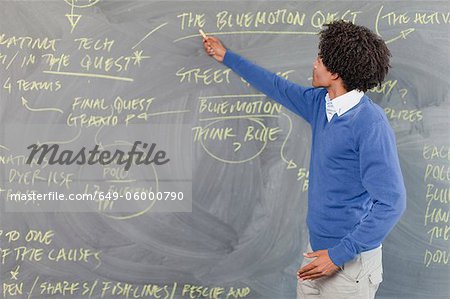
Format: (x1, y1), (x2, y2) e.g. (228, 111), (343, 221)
(318, 20), (392, 92)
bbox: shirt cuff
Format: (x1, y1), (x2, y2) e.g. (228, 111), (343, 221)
(328, 241), (356, 267)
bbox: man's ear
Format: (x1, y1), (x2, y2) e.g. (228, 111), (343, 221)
(332, 74), (347, 91)
(331, 72), (340, 80)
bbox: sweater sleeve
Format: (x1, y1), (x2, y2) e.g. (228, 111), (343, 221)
(222, 49), (317, 124)
(327, 121), (407, 266)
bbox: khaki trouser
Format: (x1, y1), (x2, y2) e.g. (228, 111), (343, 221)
(297, 243), (383, 299)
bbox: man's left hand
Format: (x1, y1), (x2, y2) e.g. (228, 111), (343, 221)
(297, 249), (340, 281)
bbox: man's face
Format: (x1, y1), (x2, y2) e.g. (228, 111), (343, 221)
(312, 55), (334, 88)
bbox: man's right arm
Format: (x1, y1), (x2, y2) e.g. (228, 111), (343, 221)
(222, 49), (317, 123)
(202, 36), (318, 124)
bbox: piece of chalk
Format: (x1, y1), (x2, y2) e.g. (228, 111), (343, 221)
(199, 29), (207, 39)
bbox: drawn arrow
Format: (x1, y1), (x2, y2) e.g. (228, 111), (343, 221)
(286, 160), (297, 169)
(97, 142), (105, 151)
(66, 14), (82, 33)
(147, 109), (190, 117)
(21, 97), (63, 114)
(385, 28), (415, 44)
(280, 112), (298, 170)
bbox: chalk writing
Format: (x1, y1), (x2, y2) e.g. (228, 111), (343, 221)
(0, 33), (59, 51)
(422, 144), (450, 267)
(177, 67), (231, 85)
(384, 108), (423, 123)
(216, 9), (306, 30)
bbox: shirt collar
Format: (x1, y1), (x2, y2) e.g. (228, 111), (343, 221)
(325, 89), (364, 117)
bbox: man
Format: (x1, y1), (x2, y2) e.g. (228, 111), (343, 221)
(202, 20), (406, 298)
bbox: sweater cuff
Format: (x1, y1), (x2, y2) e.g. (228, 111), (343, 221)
(222, 49), (239, 68)
(328, 241), (356, 267)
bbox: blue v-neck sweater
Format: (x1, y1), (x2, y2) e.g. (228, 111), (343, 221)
(223, 50), (406, 266)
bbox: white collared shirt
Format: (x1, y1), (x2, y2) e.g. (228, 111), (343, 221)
(325, 89), (364, 122)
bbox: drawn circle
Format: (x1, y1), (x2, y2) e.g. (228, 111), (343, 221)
(199, 118), (268, 164)
(64, 0), (100, 8)
(101, 163), (159, 221)
(76, 141), (159, 220)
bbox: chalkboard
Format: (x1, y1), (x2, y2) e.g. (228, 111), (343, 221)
(0, 1), (449, 298)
